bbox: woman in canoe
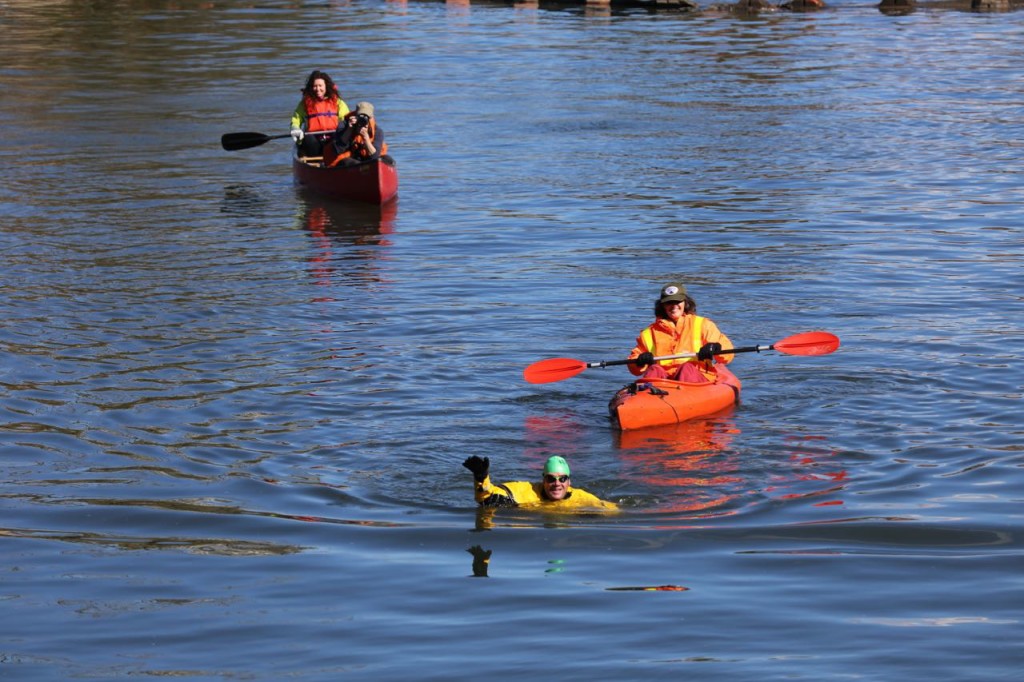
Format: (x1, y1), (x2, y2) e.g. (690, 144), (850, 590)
(290, 70), (349, 158)
(462, 455), (618, 511)
(628, 282), (734, 383)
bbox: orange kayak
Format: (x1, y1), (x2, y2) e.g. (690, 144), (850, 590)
(608, 364), (741, 431)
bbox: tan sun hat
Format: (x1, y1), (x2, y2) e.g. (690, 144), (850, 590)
(354, 101), (374, 118)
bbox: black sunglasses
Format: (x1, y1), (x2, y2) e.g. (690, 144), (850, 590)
(544, 474), (568, 483)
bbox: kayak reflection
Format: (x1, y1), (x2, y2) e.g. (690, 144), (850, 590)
(517, 411), (848, 518)
(614, 414), (746, 515)
(765, 434), (849, 507)
(615, 418), (849, 514)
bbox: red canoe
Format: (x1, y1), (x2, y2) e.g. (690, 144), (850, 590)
(608, 364), (742, 431)
(292, 154), (398, 205)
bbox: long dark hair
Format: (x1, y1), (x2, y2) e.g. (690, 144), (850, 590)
(301, 70), (339, 100)
(654, 294), (697, 320)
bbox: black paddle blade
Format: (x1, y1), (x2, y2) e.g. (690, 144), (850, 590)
(220, 131), (291, 151)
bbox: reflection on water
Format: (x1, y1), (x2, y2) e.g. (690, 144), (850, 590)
(467, 544), (492, 575)
(522, 406), (854, 518)
(220, 184), (277, 217)
(0, 526), (303, 557)
(300, 193), (397, 246)
(464, 543), (691, 592)
(614, 414), (743, 514)
(521, 413), (591, 466)
(765, 433), (848, 507)
(613, 414), (851, 516)
(300, 195), (397, 298)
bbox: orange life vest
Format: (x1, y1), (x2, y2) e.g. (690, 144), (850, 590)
(303, 97), (340, 133)
(326, 119), (388, 167)
(641, 316), (705, 367)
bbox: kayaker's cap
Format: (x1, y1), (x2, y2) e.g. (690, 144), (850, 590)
(658, 282), (687, 304)
(354, 101), (374, 118)
(543, 456), (571, 476)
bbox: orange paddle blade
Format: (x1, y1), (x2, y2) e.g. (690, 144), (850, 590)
(523, 358), (588, 384)
(773, 331), (840, 356)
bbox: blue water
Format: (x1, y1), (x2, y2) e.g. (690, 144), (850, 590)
(1, 1), (1022, 679)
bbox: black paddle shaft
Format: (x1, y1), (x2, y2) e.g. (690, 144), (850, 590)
(586, 344), (770, 369)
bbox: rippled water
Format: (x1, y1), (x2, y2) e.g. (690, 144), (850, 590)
(2, 1), (1022, 679)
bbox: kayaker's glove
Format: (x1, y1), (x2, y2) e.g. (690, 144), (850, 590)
(290, 127), (304, 142)
(697, 342), (722, 362)
(462, 456), (490, 482)
(635, 352), (655, 367)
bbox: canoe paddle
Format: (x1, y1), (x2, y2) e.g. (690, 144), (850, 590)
(221, 131), (296, 151)
(522, 331), (840, 384)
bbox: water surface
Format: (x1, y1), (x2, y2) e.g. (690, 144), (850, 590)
(1, 1), (1022, 679)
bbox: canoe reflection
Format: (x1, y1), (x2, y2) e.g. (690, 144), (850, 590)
(300, 194), (396, 241)
(299, 196), (397, 297)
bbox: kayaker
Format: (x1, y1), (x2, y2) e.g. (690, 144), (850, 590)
(462, 455), (618, 511)
(290, 70), (349, 158)
(628, 282), (734, 383)
(324, 101), (388, 168)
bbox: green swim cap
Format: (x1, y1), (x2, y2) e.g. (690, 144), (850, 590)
(543, 456), (570, 476)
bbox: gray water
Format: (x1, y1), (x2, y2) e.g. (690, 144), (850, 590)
(1, 1), (1022, 679)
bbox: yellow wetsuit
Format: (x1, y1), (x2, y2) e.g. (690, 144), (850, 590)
(473, 476), (618, 511)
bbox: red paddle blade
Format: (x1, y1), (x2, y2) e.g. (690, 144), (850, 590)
(773, 331), (840, 356)
(523, 358), (588, 384)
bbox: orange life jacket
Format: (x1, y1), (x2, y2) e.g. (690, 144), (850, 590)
(303, 96), (341, 133)
(641, 316), (705, 367)
(326, 119), (387, 167)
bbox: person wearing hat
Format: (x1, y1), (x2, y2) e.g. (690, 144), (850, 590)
(462, 455), (618, 511)
(628, 282), (734, 383)
(324, 101), (388, 168)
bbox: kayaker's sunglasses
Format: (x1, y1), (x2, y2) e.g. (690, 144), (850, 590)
(544, 475), (569, 483)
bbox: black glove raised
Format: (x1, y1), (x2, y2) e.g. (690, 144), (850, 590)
(634, 351), (655, 367)
(697, 342), (722, 362)
(462, 456), (490, 482)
